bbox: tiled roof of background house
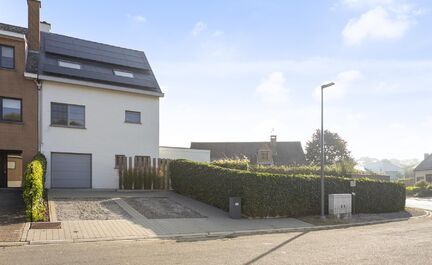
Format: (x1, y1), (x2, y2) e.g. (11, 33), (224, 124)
(0, 23), (27, 34)
(415, 154), (432, 171)
(190, 141), (307, 166)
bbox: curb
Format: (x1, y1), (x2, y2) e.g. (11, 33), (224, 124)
(21, 209), (431, 246)
(0, 241), (29, 248)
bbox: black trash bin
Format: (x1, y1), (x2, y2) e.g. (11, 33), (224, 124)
(229, 197), (241, 219)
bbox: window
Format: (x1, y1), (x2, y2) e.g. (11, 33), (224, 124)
(0, 98), (22, 122)
(125, 111), (141, 124)
(115, 155), (126, 169)
(58, 60), (81, 70)
(0, 45), (14, 69)
(114, 70), (134, 78)
(51, 102), (85, 128)
(260, 151), (270, 161)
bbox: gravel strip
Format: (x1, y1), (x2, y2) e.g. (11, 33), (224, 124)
(124, 197), (205, 219)
(54, 198), (132, 221)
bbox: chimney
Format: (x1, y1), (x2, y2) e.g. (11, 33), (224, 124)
(425, 153), (430, 160)
(27, 0), (41, 51)
(40, 21), (51, 32)
(270, 134), (277, 144)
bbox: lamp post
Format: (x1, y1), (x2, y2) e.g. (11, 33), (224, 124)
(320, 82), (335, 219)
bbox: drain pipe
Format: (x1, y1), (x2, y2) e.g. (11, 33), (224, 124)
(34, 78), (42, 152)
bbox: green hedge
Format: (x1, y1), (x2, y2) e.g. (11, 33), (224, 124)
(22, 153), (47, 222)
(252, 164), (359, 178)
(170, 160), (405, 217)
(212, 158), (249, 171)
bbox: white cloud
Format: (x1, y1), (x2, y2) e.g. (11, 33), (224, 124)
(314, 70), (362, 100)
(212, 30), (224, 37)
(256, 72), (288, 104)
(127, 14), (146, 23)
(342, 6), (411, 45)
(340, 0), (394, 9)
(191, 21), (207, 36)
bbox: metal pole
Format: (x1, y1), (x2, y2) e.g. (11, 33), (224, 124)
(320, 86), (325, 219)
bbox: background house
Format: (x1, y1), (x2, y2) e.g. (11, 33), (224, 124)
(191, 135), (306, 166)
(359, 159), (403, 182)
(414, 153), (432, 183)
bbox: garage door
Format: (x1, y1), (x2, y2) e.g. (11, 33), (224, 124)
(51, 153), (91, 188)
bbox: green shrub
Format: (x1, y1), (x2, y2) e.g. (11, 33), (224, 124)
(415, 180), (428, 188)
(170, 160), (405, 217)
(251, 164), (358, 178)
(406, 184), (432, 197)
(32, 152), (47, 185)
(22, 159), (46, 222)
(212, 157), (250, 171)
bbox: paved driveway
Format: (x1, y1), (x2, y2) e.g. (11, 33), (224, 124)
(0, 189), (26, 242)
(406, 197), (432, 211)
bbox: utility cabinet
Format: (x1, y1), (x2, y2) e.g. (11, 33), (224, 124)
(328, 194), (352, 218)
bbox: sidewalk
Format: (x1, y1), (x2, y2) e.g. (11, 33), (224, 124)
(25, 190), (312, 244)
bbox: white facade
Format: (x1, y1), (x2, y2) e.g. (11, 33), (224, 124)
(159, 146), (210, 162)
(41, 80), (160, 189)
(414, 170), (432, 183)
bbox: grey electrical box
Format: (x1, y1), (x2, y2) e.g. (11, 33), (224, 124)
(229, 197), (241, 219)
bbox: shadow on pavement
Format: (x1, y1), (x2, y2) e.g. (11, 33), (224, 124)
(243, 232), (309, 265)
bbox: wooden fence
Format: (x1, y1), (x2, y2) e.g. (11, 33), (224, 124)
(118, 156), (171, 190)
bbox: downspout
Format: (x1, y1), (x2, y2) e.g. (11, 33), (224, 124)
(34, 77), (42, 152)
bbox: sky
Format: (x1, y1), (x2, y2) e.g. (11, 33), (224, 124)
(1, 0), (431, 160)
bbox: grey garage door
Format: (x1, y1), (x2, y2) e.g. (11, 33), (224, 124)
(51, 153), (91, 188)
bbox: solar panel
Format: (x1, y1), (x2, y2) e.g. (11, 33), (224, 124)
(43, 33), (150, 70)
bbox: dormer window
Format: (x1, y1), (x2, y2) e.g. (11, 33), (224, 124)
(114, 70), (134, 78)
(58, 60), (81, 70)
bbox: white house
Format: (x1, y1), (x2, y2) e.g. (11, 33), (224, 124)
(414, 153), (432, 183)
(37, 30), (163, 189)
(159, 146), (210, 162)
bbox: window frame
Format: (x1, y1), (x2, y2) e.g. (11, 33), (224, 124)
(50, 102), (86, 129)
(0, 97), (22, 122)
(0, 45), (15, 70)
(58, 60), (81, 70)
(125, 110), (141, 124)
(113, 70), (134, 78)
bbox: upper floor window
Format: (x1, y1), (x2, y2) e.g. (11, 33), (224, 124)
(0, 45), (14, 69)
(0, 98), (22, 122)
(58, 60), (81, 70)
(51, 102), (85, 128)
(114, 70), (134, 78)
(125, 110), (141, 124)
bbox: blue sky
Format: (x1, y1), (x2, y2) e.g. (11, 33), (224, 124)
(1, 0), (432, 160)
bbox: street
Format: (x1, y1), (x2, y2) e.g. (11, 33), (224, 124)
(1, 212), (431, 265)
(407, 197), (432, 211)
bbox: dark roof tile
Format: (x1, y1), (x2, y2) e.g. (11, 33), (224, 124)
(190, 141), (307, 166)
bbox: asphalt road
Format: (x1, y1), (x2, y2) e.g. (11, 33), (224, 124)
(1, 213), (431, 265)
(406, 197), (432, 211)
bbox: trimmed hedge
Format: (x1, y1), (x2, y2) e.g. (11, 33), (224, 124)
(212, 158), (250, 171)
(170, 160), (405, 217)
(252, 164), (359, 178)
(22, 153), (47, 222)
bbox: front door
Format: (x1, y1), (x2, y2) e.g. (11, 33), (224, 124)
(0, 151), (7, 188)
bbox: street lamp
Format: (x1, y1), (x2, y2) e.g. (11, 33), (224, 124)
(320, 82), (335, 219)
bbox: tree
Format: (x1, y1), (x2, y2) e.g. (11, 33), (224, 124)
(305, 129), (354, 166)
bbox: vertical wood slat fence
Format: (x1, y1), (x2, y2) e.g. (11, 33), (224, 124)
(118, 156), (171, 190)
